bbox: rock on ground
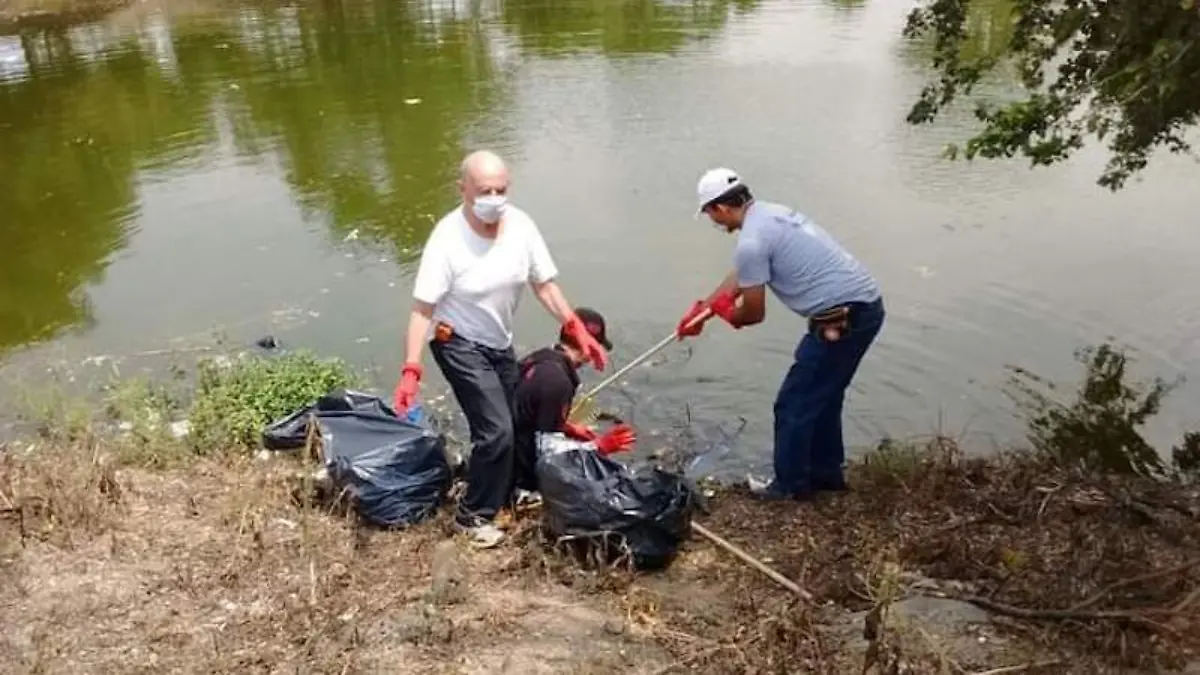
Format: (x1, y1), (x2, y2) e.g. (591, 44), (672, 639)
(835, 595), (1026, 670)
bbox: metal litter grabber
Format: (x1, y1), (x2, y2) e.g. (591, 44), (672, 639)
(568, 307), (714, 424)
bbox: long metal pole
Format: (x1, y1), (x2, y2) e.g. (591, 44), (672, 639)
(576, 307), (714, 403)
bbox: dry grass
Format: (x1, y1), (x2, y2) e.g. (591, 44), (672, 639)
(2, 429), (1197, 675)
(0, 436), (671, 674)
(690, 436), (1200, 673)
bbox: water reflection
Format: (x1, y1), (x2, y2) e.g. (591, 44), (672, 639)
(0, 24), (213, 350)
(882, 0), (1027, 196)
(497, 0), (760, 57)
(896, 0), (1016, 70)
(217, 0), (503, 255)
(1, 0), (1196, 471)
(0, 0), (760, 355)
(825, 0), (866, 11)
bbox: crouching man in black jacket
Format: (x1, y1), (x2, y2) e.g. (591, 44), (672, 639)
(511, 307), (636, 496)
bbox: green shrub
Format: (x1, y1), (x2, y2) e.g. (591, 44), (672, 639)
(1006, 342), (1195, 479)
(1172, 432), (1200, 480)
(186, 351), (358, 452)
(853, 435), (960, 489)
(101, 377), (191, 467)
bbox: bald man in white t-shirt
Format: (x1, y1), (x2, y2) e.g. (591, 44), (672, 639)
(394, 150), (610, 548)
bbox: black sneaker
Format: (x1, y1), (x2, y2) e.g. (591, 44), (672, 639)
(814, 477), (849, 493)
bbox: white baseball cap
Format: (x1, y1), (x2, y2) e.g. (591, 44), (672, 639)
(695, 167), (743, 218)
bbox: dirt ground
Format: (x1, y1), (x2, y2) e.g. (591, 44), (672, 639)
(2, 435), (1198, 674)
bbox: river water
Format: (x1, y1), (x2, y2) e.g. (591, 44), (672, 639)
(2, 0), (1198, 474)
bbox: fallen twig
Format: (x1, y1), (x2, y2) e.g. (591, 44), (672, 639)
(1034, 483), (1062, 522)
(1172, 585), (1200, 613)
(1068, 558), (1200, 611)
(933, 514), (984, 533)
(984, 501), (1021, 525)
(968, 660), (1063, 675)
(691, 521), (814, 601)
(648, 644), (731, 675)
(959, 595), (1175, 630)
(1134, 494), (1197, 520)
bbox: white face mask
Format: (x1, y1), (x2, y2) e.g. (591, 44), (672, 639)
(472, 194), (507, 224)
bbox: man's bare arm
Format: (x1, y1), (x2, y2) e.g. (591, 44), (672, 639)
(730, 285), (767, 327)
(404, 301), (435, 365)
(530, 279), (574, 324)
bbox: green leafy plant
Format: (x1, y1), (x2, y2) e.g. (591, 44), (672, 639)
(101, 377), (190, 466)
(1006, 342), (1186, 477)
(1172, 431), (1200, 480)
(186, 351), (358, 452)
(16, 382), (94, 443)
(904, 0), (1200, 190)
(855, 435), (960, 489)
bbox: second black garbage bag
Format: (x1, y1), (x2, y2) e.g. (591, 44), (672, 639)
(535, 433), (699, 570)
(262, 389), (452, 529)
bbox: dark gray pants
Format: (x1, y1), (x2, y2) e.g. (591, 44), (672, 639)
(430, 335), (519, 526)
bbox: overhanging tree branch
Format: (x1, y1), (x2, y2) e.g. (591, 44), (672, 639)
(904, 0), (1200, 190)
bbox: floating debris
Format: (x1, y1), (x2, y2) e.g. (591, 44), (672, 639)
(169, 420), (190, 440)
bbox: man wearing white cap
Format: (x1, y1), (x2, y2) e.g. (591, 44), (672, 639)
(676, 167), (884, 501)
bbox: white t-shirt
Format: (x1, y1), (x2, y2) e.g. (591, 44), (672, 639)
(411, 204), (558, 350)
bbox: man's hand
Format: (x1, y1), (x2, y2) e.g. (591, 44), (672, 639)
(564, 313), (609, 370)
(531, 282), (607, 370)
(676, 301), (710, 339)
(595, 424), (636, 456)
(393, 363), (422, 415)
(676, 289), (737, 338)
(563, 420), (598, 441)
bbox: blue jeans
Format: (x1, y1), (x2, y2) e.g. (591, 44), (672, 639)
(772, 297), (885, 494)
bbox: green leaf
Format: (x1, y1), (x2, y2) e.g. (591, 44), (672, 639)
(905, 0), (1200, 190)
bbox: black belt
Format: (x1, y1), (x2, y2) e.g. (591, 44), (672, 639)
(808, 297), (882, 341)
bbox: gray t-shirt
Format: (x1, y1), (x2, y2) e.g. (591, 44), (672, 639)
(733, 200), (880, 317)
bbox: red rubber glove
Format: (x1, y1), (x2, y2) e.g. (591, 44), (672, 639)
(563, 421), (598, 441)
(564, 313), (609, 371)
(676, 301), (711, 339)
(709, 289), (739, 327)
(393, 362), (422, 415)
(595, 424), (636, 456)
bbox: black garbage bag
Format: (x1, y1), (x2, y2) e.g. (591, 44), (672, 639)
(535, 433), (699, 570)
(262, 389), (452, 528)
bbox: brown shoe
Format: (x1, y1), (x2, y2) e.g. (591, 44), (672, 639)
(494, 508), (514, 530)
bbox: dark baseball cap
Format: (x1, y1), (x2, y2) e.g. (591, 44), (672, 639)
(561, 307), (612, 350)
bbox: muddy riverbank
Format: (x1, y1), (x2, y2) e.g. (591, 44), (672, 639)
(2, 343), (1199, 672)
(2, 423), (1197, 673)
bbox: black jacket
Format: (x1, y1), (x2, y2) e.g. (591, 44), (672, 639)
(512, 346), (580, 491)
